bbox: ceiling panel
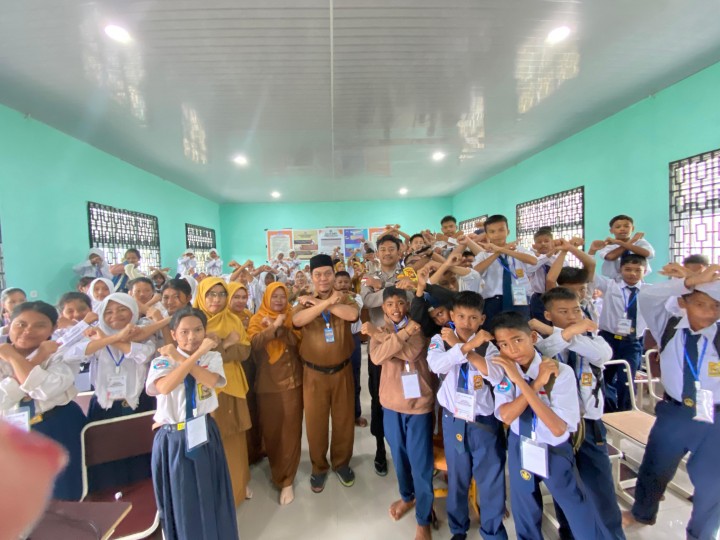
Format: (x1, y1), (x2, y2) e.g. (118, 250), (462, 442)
(0, 0), (719, 202)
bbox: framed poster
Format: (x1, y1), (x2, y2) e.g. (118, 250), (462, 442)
(266, 230), (293, 261)
(292, 229), (319, 260)
(318, 228), (344, 256)
(343, 228), (368, 257)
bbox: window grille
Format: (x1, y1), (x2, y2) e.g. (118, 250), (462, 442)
(185, 223), (217, 273)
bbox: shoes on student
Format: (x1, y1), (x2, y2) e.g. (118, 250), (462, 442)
(335, 466), (355, 487)
(450, 534), (467, 540)
(374, 457), (388, 477)
(310, 472), (328, 493)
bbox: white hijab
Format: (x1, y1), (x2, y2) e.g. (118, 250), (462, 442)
(97, 293), (139, 335)
(88, 278), (116, 311)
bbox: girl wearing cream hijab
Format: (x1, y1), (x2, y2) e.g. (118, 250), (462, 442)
(247, 282), (303, 505)
(194, 277), (253, 505)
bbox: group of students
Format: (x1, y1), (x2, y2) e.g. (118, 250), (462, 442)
(0, 212), (718, 540)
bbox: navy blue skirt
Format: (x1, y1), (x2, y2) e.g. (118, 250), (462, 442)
(86, 391), (155, 492)
(33, 401), (87, 501)
(152, 415), (239, 540)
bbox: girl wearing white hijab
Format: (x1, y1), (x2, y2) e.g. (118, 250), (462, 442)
(73, 248), (112, 279)
(71, 292), (156, 490)
(205, 248), (224, 277)
(87, 277), (115, 312)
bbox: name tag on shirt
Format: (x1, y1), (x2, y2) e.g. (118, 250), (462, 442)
(454, 390), (476, 422)
(694, 383), (715, 424)
(520, 435), (549, 478)
(186, 414), (209, 453)
(106, 375), (128, 401)
(197, 383), (212, 401)
(3, 407), (31, 432)
(616, 317), (633, 336)
(512, 285), (528, 306)
(473, 375), (484, 390)
(324, 327), (335, 343)
(581, 372), (593, 387)
(401, 371), (421, 399)
(708, 362), (720, 377)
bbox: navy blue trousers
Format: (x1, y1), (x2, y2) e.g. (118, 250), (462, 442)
(152, 416), (238, 540)
(599, 330), (643, 412)
(632, 399), (720, 540)
(554, 419), (625, 540)
(442, 409), (508, 539)
(33, 401), (86, 501)
(351, 333), (362, 419)
(87, 392), (154, 492)
(482, 295), (530, 331)
(508, 432), (602, 540)
(383, 409), (434, 526)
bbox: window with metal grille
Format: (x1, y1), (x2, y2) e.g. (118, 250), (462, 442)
(516, 187), (585, 265)
(87, 202), (161, 272)
(669, 148), (720, 265)
(185, 223), (217, 273)
(458, 214), (489, 235)
(0, 221), (6, 291)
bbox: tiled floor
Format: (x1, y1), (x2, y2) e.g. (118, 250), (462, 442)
(236, 344), (695, 540)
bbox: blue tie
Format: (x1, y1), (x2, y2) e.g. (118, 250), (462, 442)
(452, 363), (471, 454)
(626, 286), (638, 332)
(184, 374), (196, 421)
(682, 329), (700, 411)
(500, 255), (513, 310)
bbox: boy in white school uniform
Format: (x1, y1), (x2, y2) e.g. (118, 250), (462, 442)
(176, 249), (197, 277)
(623, 266), (720, 540)
(536, 287), (625, 540)
(546, 238), (600, 324)
(590, 214), (655, 278)
(472, 215), (538, 328)
(526, 226), (560, 325)
(490, 311), (603, 540)
(427, 291), (508, 540)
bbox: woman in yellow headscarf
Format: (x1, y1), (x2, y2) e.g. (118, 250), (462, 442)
(227, 281), (265, 465)
(247, 282), (303, 506)
(194, 277), (252, 506)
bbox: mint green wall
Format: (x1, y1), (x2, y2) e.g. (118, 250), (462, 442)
(0, 105), (221, 302)
(453, 61), (720, 281)
(220, 198), (453, 263)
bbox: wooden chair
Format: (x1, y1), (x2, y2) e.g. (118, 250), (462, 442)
(80, 411), (160, 540)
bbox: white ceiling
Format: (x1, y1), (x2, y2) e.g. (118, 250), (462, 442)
(1, 0), (719, 203)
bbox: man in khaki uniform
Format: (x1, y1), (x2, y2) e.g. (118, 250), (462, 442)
(293, 254), (360, 493)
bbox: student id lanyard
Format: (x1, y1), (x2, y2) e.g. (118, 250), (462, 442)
(498, 257), (528, 306)
(454, 363), (476, 422)
(105, 346), (128, 401)
(520, 414), (549, 478)
(683, 333), (714, 423)
(616, 288), (638, 335)
(321, 310), (335, 343)
(106, 346), (126, 374)
(394, 316), (421, 398)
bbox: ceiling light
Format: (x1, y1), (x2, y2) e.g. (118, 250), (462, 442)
(546, 26), (571, 44)
(432, 151), (446, 162)
(104, 24), (132, 44)
(271, 191), (281, 199)
(232, 154), (249, 166)
(398, 187), (408, 195)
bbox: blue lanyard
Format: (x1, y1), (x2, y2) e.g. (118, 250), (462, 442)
(393, 316), (408, 333)
(105, 346), (125, 369)
(321, 310), (331, 328)
(459, 362), (469, 391)
(448, 321), (456, 330)
(497, 256), (518, 280)
(683, 332), (708, 382)
(621, 287), (638, 313)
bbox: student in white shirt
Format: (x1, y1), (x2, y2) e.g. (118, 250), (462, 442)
(1, 287), (26, 327)
(176, 249), (197, 277)
(205, 248), (224, 277)
(590, 214), (655, 278)
(73, 248), (112, 279)
(490, 312), (602, 540)
(88, 277), (114, 311)
(545, 239), (599, 324)
(536, 287), (624, 540)
(623, 266), (720, 540)
(526, 226), (561, 324)
(53, 292), (97, 346)
(0, 301), (86, 501)
(427, 291), (508, 540)
(146, 307), (238, 540)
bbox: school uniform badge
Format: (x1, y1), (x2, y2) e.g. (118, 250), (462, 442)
(153, 359), (170, 369)
(496, 376), (512, 393)
(520, 469), (532, 481)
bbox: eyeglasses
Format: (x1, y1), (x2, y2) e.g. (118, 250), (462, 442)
(206, 291), (228, 299)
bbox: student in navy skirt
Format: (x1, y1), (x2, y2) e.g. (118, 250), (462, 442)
(145, 306), (238, 540)
(0, 301), (86, 500)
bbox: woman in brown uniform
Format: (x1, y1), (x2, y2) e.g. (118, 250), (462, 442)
(194, 277), (252, 506)
(247, 282), (303, 505)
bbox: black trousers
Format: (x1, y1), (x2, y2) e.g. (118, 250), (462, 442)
(367, 351), (386, 459)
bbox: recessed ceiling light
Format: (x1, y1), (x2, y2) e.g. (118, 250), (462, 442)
(232, 154), (249, 166)
(104, 24), (132, 44)
(398, 187), (408, 195)
(432, 151), (446, 162)
(271, 191), (281, 199)
(546, 26), (571, 44)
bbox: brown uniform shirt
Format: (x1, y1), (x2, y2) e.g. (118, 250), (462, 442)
(369, 321), (437, 415)
(293, 293), (358, 366)
(251, 326), (303, 393)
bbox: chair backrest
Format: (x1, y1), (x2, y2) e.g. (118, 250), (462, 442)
(603, 359), (638, 410)
(81, 411), (156, 468)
